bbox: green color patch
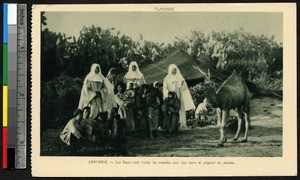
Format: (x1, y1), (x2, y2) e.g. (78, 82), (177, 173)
(3, 44), (8, 85)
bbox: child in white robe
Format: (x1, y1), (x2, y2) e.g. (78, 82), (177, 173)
(60, 109), (84, 146)
(195, 98), (208, 122)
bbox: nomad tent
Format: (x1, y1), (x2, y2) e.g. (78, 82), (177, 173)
(139, 49), (206, 85)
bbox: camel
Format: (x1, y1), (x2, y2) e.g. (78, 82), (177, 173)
(194, 66), (251, 146)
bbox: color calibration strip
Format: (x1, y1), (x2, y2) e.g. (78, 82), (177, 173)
(3, 3), (9, 169)
(3, 3), (27, 169)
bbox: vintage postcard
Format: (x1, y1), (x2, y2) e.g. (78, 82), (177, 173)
(31, 3), (297, 177)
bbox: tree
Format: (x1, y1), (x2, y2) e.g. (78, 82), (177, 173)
(41, 12), (72, 84)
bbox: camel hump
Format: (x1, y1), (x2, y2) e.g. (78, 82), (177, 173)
(217, 74), (244, 91)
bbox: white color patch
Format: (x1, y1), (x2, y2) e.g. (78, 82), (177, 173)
(8, 4), (17, 25)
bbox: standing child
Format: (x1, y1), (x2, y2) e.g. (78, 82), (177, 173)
(115, 83), (127, 120)
(147, 88), (160, 138)
(114, 114), (128, 155)
(132, 83), (142, 129)
(139, 85), (150, 135)
(164, 91), (181, 136)
(124, 82), (136, 132)
(107, 107), (119, 140)
(153, 82), (164, 130)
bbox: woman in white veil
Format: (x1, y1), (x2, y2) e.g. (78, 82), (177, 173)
(123, 61), (146, 89)
(163, 64), (195, 130)
(78, 63), (116, 119)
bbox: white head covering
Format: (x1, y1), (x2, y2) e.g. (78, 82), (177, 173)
(106, 67), (116, 80)
(153, 81), (160, 88)
(124, 61), (143, 79)
(78, 63), (116, 110)
(164, 64), (185, 83)
(85, 63), (104, 83)
(163, 64), (196, 130)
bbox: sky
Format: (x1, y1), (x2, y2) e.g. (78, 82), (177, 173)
(44, 12), (283, 44)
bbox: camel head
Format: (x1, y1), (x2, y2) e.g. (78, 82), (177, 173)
(204, 86), (219, 108)
(193, 66), (219, 108)
(194, 66), (237, 109)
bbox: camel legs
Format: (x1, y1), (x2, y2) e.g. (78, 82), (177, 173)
(233, 108), (243, 141)
(242, 101), (250, 142)
(242, 112), (250, 142)
(216, 108), (221, 127)
(218, 109), (228, 146)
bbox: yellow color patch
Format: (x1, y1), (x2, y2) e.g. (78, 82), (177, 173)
(3, 86), (8, 127)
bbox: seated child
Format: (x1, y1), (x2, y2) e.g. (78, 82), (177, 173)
(195, 98), (208, 123)
(93, 112), (109, 146)
(107, 107), (118, 139)
(60, 109), (84, 146)
(81, 106), (96, 142)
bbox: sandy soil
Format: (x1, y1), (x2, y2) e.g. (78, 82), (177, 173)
(41, 97), (282, 157)
(127, 96), (282, 157)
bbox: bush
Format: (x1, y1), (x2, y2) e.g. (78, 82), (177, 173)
(41, 75), (82, 131)
(223, 58), (282, 96)
(189, 82), (208, 106)
(254, 75), (282, 96)
(197, 116), (217, 127)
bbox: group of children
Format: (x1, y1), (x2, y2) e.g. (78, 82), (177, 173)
(60, 106), (127, 155)
(113, 81), (195, 138)
(114, 81), (166, 138)
(60, 80), (210, 152)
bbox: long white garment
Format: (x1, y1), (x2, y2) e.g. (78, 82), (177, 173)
(106, 68), (120, 90)
(195, 99), (208, 119)
(60, 119), (82, 145)
(163, 64), (195, 129)
(123, 61), (146, 89)
(78, 64), (116, 117)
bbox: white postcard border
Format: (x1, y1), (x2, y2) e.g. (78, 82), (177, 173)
(31, 3), (297, 177)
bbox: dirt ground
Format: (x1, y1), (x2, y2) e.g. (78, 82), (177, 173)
(41, 96), (282, 157)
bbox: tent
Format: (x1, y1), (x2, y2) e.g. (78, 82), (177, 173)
(123, 49), (258, 94)
(139, 49), (206, 85)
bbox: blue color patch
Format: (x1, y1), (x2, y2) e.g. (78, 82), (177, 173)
(3, 3), (8, 43)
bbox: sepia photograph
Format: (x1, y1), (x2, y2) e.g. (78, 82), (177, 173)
(31, 4), (296, 177)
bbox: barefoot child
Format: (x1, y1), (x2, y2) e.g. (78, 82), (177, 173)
(123, 82), (136, 132)
(107, 107), (118, 139)
(147, 88), (160, 138)
(164, 91), (181, 136)
(60, 109), (84, 145)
